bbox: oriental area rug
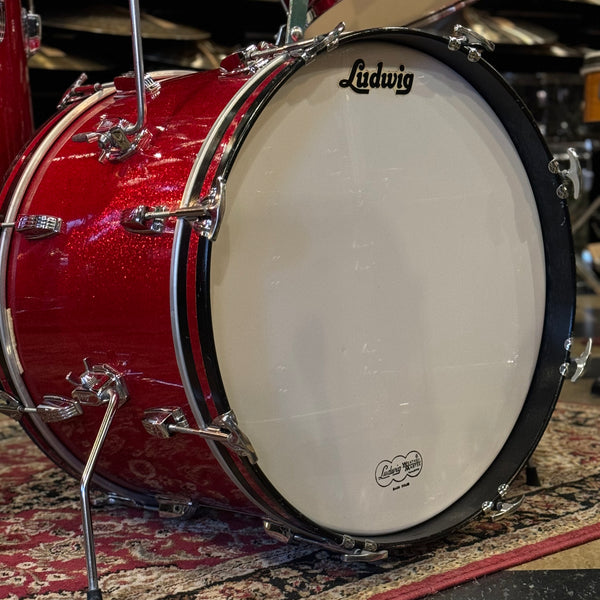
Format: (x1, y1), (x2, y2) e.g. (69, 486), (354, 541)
(1, 402), (599, 600)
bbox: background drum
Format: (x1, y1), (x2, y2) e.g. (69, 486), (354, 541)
(0, 0), (38, 179)
(283, 0), (476, 37)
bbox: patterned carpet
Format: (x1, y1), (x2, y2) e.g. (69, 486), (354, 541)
(1, 403), (599, 600)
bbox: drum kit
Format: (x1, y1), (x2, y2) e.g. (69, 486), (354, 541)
(0, 0), (596, 598)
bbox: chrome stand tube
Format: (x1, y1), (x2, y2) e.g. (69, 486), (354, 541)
(125, 0), (146, 136)
(80, 389), (120, 600)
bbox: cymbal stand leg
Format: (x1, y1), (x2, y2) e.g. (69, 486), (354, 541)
(80, 389), (120, 600)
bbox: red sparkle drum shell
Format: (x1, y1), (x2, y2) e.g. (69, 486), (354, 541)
(0, 28), (575, 549)
(0, 0), (35, 179)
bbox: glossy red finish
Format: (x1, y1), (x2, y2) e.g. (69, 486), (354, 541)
(0, 0), (34, 180)
(3, 69), (260, 512)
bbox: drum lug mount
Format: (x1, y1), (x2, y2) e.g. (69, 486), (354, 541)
(549, 147), (583, 201)
(121, 176), (226, 240)
(57, 73), (103, 109)
(560, 337), (593, 382)
(1, 215), (64, 239)
(142, 406), (258, 464)
(263, 521), (389, 562)
(0, 391), (83, 422)
(447, 24), (495, 62)
(481, 484), (525, 522)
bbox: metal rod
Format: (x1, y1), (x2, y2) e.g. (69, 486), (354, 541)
(125, 0), (146, 136)
(80, 389), (120, 600)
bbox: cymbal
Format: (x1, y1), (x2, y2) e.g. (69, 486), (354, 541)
(28, 45), (114, 71)
(42, 5), (210, 40)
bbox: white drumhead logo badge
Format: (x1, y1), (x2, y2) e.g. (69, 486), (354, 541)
(339, 59), (415, 95)
(375, 451), (423, 488)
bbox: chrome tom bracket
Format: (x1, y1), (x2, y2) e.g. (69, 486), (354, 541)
(263, 521), (389, 562)
(72, 117), (151, 163)
(121, 176), (225, 240)
(481, 483), (524, 522)
(447, 24), (495, 62)
(549, 147), (583, 201)
(142, 406), (257, 464)
(560, 337), (593, 382)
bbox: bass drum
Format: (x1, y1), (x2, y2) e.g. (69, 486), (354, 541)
(0, 28), (574, 553)
(0, 0), (35, 179)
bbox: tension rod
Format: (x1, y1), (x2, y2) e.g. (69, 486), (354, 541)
(80, 389), (120, 600)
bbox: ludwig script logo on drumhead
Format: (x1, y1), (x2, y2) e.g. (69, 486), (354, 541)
(339, 59), (415, 95)
(375, 451), (423, 488)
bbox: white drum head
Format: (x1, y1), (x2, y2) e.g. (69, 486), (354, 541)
(209, 41), (546, 536)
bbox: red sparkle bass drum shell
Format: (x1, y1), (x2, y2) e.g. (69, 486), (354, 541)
(0, 0), (35, 179)
(0, 28), (575, 551)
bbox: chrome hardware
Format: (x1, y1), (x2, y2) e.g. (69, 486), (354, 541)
(66, 361), (129, 599)
(263, 521), (388, 562)
(120, 204), (168, 234)
(70, 0), (151, 165)
(92, 492), (154, 512)
(142, 406), (257, 463)
(14, 215), (63, 239)
(560, 337), (593, 382)
(122, 177), (225, 240)
(37, 396), (84, 422)
(220, 23), (345, 75)
(482, 484), (524, 522)
(157, 498), (198, 519)
(66, 359), (129, 407)
(0, 390), (82, 422)
(72, 118), (151, 163)
(80, 387), (122, 600)
(0, 391), (37, 421)
(22, 8), (41, 57)
(114, 72), (161, 97)
(549, 147), (583, 201)
(57, 73), (103, 110)
(448, 24), (495, 62)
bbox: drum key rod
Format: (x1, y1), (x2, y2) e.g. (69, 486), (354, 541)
(80, 388), (120, 600)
